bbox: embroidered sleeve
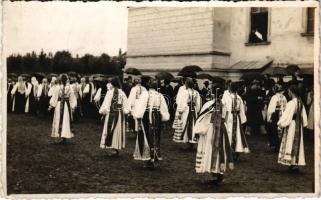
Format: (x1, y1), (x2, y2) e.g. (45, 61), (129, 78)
(277, 100), (295, 128)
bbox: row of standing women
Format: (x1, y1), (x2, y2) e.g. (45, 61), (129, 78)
(8, 73), (310, 185)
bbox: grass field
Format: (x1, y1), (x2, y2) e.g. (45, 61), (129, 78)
(7, 113), (315, 194)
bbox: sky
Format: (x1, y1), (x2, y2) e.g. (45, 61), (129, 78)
(3, 1), (128, 57)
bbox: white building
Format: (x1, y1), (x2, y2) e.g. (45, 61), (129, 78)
(126, 7), (315, 80)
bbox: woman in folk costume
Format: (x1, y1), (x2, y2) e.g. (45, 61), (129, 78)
(173, 78), (201, 147)
(277, 85), (307, 172)
(28, 77), (39, 115)
(266, 84), (287, 152)
(99, 77), (129, 156)
(11, 76), (30, 114)
(37, 78), (51, 118)
(128, 77), (147, 133)
(194, 86), (234, 184)
(49, 74), (77, 144)
(172, 77), (187, 131)
(130, 78), (151, 162)
(48, 77), (58, 97)
(223, 82), (249, 160)
(143, 79), (169, 167)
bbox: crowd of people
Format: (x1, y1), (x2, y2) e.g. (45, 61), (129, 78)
(7, 69), (314, 185)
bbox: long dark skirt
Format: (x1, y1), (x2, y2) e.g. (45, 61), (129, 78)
(147, 110), (162, 162)
(28, 95), (38, 115)
(38, 96), (50, 117)
(14, 92), (26, 114)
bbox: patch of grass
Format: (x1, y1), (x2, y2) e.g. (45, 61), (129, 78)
(7, 113), (315, 194)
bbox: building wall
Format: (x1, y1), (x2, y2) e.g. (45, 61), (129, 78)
(229, 7), (314, 67)
(126, 7), (314, 76)
(127, 7), (230, 72)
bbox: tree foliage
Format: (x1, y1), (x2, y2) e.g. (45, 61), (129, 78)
(7, 49), (126, 75)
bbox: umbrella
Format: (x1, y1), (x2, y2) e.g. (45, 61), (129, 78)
(141, 75), (152, 82)
(262, 67), (288, 76)
(211, 76), (225, 83)
(20, 73), (32, 80)
(301, 68), (313, 75)
(67, 71), (78, 77)
(177, 71), (197, 78)
(240, 72), (264, 82)
(155, 72), (174, 81)
(125, 68), (141, 75)
(33, 72), (46, 81)
(286, 64), (301, 74)
(196, 73), (213, 80)
(93, 76), (108, 82)
(8, 73), (17, 78)
(170, 77), (181, 83)
(47, 73), (58, 78)
(181, 65), (203, 73)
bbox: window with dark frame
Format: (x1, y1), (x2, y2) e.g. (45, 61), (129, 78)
(306, 7), (315, 34)
(248, 7), (269, 44)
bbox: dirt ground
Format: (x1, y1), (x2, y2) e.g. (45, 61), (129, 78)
(7, 113), (315, 194)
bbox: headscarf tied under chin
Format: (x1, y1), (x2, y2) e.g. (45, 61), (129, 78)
(31, 77), (38, 86)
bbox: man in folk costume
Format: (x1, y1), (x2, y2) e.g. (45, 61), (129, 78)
(143, 79), (170, 167)
(173, 78), (201, 148)
(99, 77), (129, 156)
(277, 85), (307, 173)
(130, 78), (151, 163)
(266, 84), (287, 152)
(78, 77), (89, 117)
(11, 76), (30, 114)
(85, 76), (97, 118)
(37, 78), (50, 118)
(7, 78), (15, 112)
(49, 74), (77, 144)
(194, 86), (234, 184)
(223, 82), (249, 160)
(28, 77), (39, 115)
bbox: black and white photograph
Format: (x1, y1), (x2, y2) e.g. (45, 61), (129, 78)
(1, 1), (320, 197)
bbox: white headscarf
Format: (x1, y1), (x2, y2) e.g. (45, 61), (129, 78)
(31, 77), (38, 86)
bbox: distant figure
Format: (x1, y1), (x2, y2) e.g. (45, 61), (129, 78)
(49, 74), (77, 144)
(245, 80), (265, 135)
(266, 84), (287, 152)
(7, 78), (15, 112)
(11, 76), (30, 114)
(78, 77), (89, 117)
(28, 77), (39, 116)
(87, 76), (97, 118)
(160, 79), (174, 122)
(306, 88), (314, 135)
(37, 78), (50, 118)
(200, 81), (210, 104)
